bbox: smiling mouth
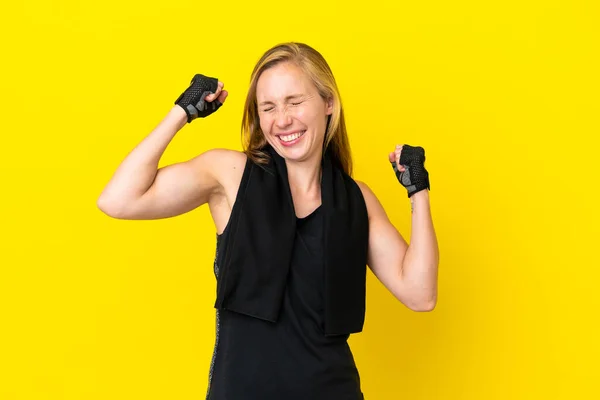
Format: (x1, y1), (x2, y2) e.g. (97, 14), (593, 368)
(278, 130), (306, 143)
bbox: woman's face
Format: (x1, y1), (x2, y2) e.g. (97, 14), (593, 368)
(256, 62), (333, 163)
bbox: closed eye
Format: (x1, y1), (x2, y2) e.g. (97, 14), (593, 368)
(291, 101), (303, 106)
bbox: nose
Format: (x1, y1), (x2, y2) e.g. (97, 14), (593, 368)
(274, 108), (292, 129)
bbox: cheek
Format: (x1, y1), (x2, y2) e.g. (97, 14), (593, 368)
(303, 108), (327, 130)
(293, 106), (316, 124)
(258, 113), (272, 133)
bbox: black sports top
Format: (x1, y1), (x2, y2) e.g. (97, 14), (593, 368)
(205, 205), (365, 400)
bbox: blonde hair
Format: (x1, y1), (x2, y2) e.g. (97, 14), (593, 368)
(241, 42), (353, 176)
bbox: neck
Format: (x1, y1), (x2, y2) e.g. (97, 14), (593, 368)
(285, 151), (323, 196)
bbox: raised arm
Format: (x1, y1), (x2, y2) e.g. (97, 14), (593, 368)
(97, 74), (229, 220)
(357, 144), (439, 311)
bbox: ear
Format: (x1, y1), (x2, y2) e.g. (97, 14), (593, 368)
(325, 96), (334, 115)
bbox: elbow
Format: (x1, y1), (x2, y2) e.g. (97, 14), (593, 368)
(97, 195), (126, 219)
(412, 300), (436, 312)
(409, 294), (437, 312)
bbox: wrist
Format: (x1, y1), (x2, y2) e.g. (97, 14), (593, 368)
(169, 105), (189, 127)
(409, 188), (429, 213)
(410, 189), (429, 200)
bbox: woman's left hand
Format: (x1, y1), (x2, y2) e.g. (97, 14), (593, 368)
(389, 144), (431, 198)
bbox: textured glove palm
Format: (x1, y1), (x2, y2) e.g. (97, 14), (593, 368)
(391, 145), (431, 198)
(174, 74), (222, 123)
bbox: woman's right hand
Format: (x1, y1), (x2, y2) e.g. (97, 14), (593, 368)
(174, 74), (229, 123)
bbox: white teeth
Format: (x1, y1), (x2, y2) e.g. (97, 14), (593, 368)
(280, 131), (304, 142)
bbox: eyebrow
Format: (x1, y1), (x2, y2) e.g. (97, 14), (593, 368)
(258, 94), (304, 106)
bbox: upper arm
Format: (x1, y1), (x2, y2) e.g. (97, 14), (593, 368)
(118, 148), (242, 220)
(356, 180), (411, 303)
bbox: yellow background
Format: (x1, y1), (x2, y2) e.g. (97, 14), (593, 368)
(1, 1), (598, 399)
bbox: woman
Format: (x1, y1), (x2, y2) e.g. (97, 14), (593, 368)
(97, 42), (439, 400)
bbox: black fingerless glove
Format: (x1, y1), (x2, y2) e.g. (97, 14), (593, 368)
(174, 74), (222, 123)
(391, 145), (431, 198)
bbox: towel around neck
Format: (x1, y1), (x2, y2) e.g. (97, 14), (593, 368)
(213, 143), (369, 336)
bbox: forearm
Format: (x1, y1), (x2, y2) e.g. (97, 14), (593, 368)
(400, 190), (439, 308)
(98, 105), (187, 207)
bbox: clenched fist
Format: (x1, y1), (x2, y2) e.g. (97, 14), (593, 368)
(389, 144), (430, 198)
(174, 74), (228, 123)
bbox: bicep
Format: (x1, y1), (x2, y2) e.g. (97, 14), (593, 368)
(123, 149), (226, 220)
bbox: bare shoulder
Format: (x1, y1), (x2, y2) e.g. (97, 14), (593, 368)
(192, 147), (246, 168)
(355, 180), (388, 220)
(355, 180), (374, 199)
(190, 148), (247, 188)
